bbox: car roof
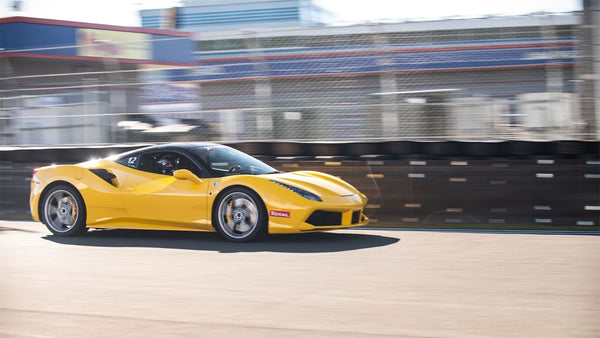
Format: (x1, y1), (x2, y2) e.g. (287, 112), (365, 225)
(109, 142), (223, 160)
(139, 142), (221, 151)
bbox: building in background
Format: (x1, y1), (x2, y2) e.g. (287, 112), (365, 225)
(138, 0), (588, 140)
(141, 4), (584, 141)
(0, 17), (197, 145)
(1, 2), (597, 145)
(140, 0), (332, 32)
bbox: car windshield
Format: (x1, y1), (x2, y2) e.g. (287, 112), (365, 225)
(190, 145), (278, 177)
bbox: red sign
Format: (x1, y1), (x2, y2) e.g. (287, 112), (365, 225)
(270, 210), (290, 218)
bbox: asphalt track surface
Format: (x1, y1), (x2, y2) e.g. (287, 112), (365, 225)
(1, 221), (599, 338)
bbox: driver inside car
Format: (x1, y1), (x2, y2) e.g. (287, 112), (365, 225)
(156, 155), (179, 175)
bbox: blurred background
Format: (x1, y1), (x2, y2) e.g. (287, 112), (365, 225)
(1, 0), (598, 146)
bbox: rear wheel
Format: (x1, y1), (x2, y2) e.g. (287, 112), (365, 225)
(41, 185), (87, 236)
(213, 187), (267, 242)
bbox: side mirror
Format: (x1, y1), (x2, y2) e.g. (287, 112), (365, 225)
(173, 169), (203, 185)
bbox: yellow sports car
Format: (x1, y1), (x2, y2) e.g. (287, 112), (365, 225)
(30, 143), (369, 241)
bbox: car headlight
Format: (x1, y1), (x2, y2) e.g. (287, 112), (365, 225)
(270, 180), (322, 202)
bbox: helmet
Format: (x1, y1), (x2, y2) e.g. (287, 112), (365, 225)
(157, 156), (177, 175)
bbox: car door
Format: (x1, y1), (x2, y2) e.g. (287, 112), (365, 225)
(120, 151), (211, 229)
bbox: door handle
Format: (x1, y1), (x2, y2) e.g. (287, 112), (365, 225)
(125, 187), (135, 191)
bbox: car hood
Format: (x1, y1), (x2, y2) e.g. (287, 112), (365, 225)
(266, 171), (360, 197)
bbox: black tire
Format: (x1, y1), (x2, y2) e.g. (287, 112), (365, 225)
(41, 184), (87, 236)
(212, 187), (267, 242)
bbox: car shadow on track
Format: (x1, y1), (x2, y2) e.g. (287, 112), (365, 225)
(42, 229), (399, 253)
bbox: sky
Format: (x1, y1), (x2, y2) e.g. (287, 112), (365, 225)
(0, 0), (583, 27)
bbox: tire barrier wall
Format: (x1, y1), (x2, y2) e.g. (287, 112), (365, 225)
(1, 141), (599, 228)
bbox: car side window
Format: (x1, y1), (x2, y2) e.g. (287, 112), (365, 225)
(116, 155), (139, 169)
(138, 153), (159, 174)
(138, 152), (201, 177)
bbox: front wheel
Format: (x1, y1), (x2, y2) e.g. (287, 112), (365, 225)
(41, 185), (87, 236)
(213, 187), (267, 242)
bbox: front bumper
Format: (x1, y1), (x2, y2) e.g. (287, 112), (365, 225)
(266, 193), (369, 234)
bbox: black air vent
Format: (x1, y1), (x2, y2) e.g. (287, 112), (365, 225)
(306, 210), (342, 226)
(352, 210), (361, 224)
(89, 169), (117, 186)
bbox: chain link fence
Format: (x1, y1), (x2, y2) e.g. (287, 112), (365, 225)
(1, 13), (598, 147)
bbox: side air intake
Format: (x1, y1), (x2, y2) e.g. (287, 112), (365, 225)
(89, 169), (117, 187)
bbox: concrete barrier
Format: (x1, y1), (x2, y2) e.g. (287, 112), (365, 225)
(1, 141), (598, 228)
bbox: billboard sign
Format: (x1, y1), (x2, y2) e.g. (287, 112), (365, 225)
(77, 28), (152, 60)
